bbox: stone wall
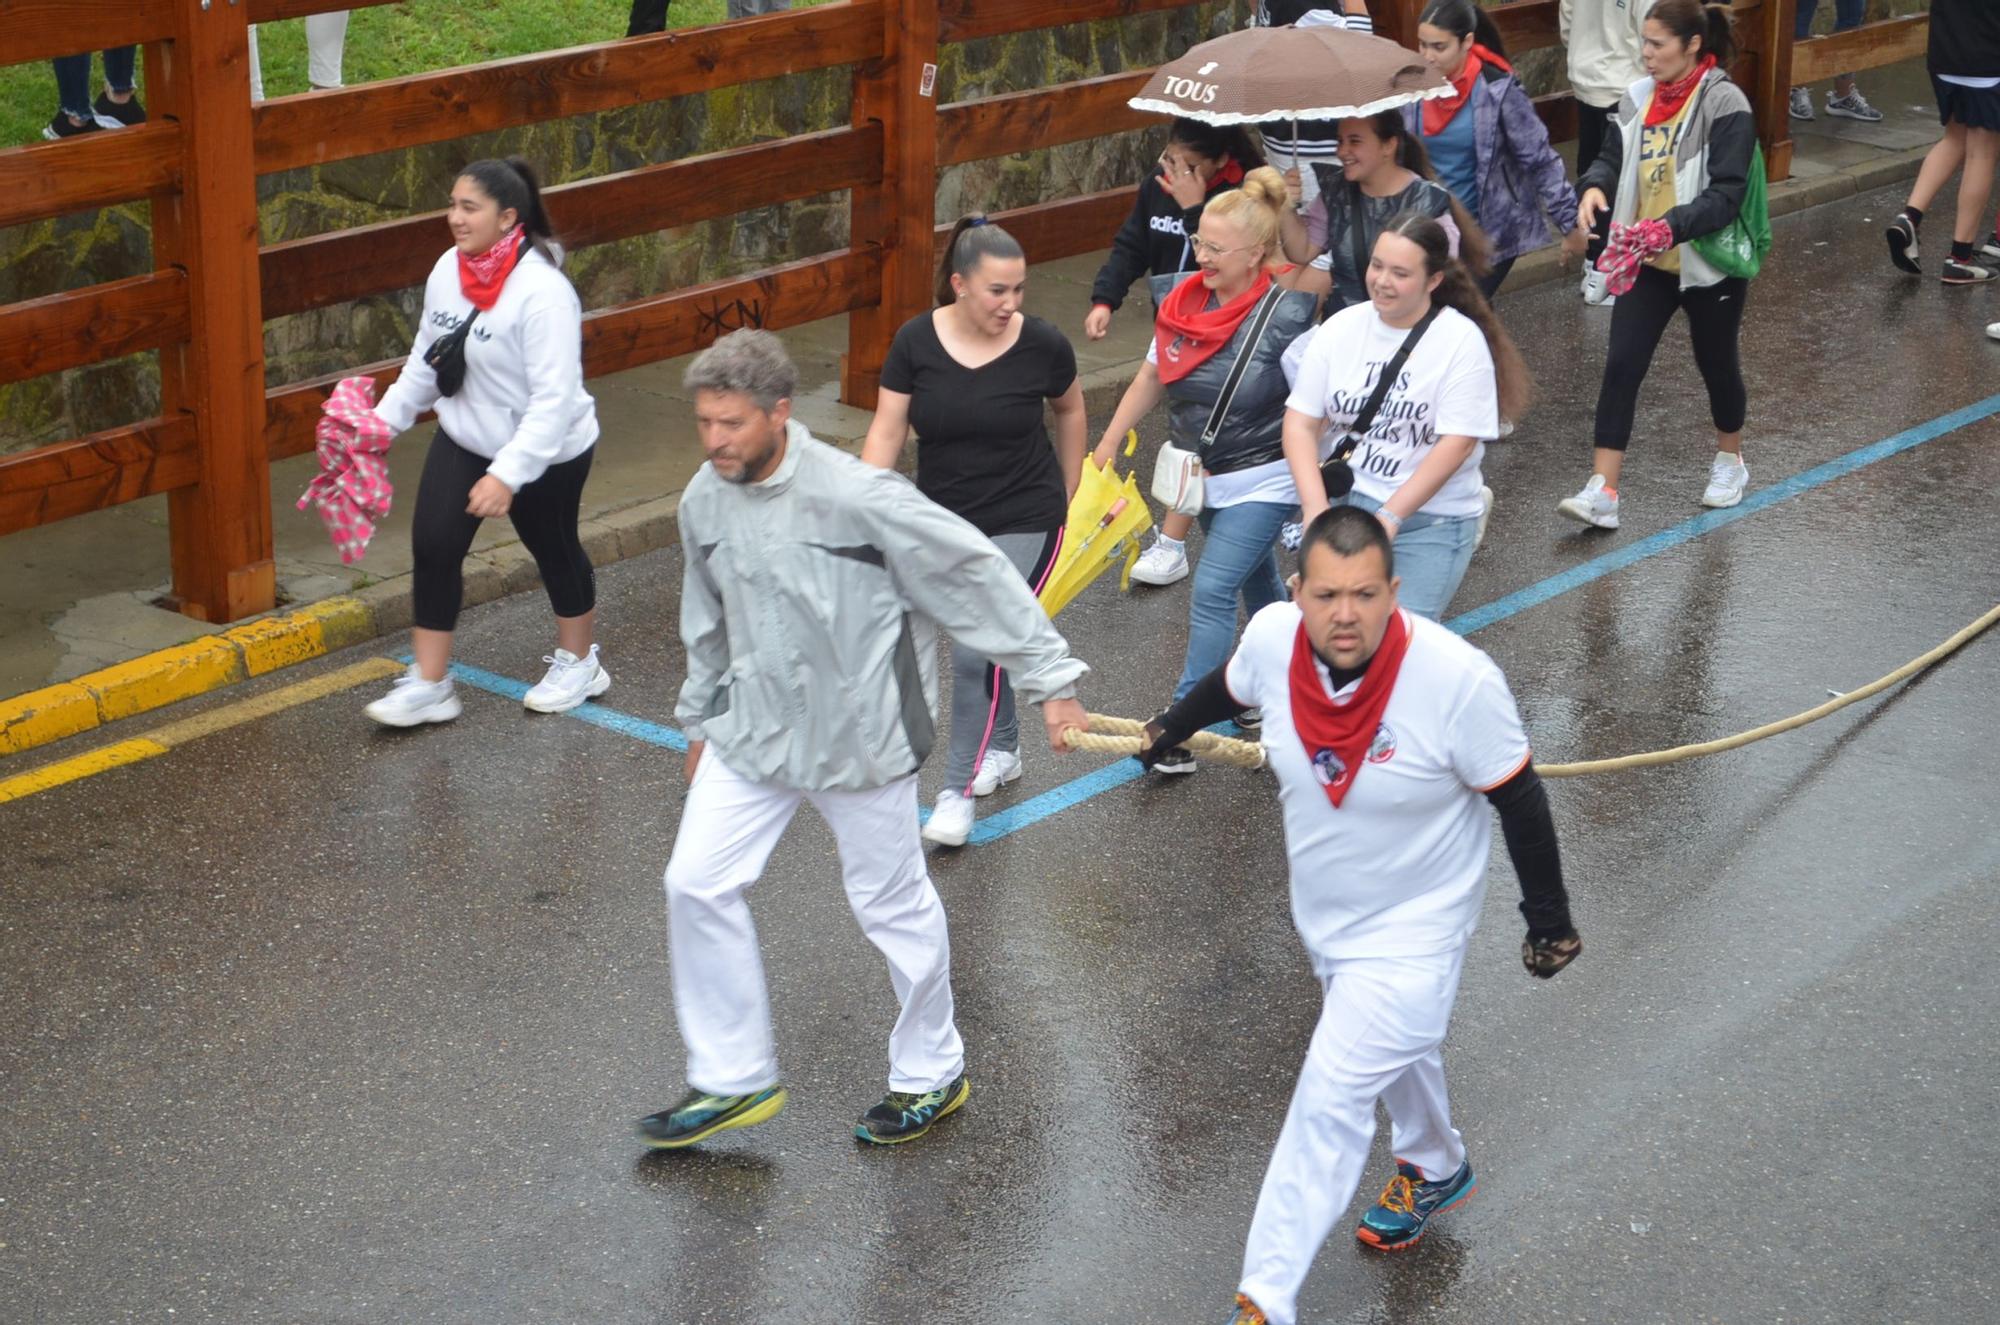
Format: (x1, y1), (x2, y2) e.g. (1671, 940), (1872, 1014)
(0, 1), (1248, 456)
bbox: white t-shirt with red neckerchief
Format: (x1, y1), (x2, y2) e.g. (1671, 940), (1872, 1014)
(1225, 601), (1531, 960)
(1285, 302), (1498, 519)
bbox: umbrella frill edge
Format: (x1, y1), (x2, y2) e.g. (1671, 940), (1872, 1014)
(1126, 85), (1455, 127)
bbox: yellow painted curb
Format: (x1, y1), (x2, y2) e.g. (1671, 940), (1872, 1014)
(0, 596), (377, 760)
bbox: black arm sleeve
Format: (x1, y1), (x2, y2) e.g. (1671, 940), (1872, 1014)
(1090, 187), (1157, 312)
(1662, 107), (1755, 245)
(1484, 762), (1574, 939)
(1152, 664), (1249, 749)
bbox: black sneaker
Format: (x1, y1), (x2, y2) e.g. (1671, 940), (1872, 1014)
(1233, 708), (1262, 736)
(1942, 257), (1997, 285)
(92, 91), (147, 127)
(854, 1073), (969, 1145)
(1885, 214), (1920, 274)
(636, 1085), (787, 1149)
(42, 111), (102, 141)
(1152, 746), (1197, 775)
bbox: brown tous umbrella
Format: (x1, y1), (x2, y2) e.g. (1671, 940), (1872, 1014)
(1127, 25), (1451, 125)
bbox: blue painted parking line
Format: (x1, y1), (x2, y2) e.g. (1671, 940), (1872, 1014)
(439, 391), (2000, 843)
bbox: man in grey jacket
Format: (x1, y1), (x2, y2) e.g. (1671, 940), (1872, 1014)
(638, 330), (1090, 1151)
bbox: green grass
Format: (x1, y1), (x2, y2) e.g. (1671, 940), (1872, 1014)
(0, 0), (837, 147)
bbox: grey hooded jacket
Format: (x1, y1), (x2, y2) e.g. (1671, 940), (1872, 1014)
(675, 420), (1089, 792)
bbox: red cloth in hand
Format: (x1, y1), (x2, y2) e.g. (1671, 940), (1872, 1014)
(298, 377), (396, 565)
(1594, 218), (1675, 296)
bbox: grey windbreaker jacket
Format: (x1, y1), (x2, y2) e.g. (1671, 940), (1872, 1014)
(674, 421), (1089, 792)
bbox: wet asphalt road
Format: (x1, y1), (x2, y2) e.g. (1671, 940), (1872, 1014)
(6, 182), (2000, 1324)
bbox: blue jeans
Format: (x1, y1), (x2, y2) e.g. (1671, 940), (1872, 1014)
(1795, 0), (1866, 39)
(1338, 493), (1479, 622)
(53, 48), (135, 120)
(1175, 500), (1294, 700)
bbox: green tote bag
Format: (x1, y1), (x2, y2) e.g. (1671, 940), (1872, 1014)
(1692, 142), (1773, 280)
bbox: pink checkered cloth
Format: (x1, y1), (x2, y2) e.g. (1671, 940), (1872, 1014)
(297, 376), (396, 565)
(1594, 218), (1675, 296)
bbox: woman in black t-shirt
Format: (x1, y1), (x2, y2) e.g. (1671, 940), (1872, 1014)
(861, 216), (1086, 848)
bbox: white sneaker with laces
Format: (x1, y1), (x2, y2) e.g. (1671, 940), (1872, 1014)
(1700, 453), (1749, 509)
(524, 644), (611, 713)
(1788, 87), (1815, 121)
(922, 790), (975, 847)
(1130, 538), (1189, 586)
(1580, 269), (1615, 307)
(1824, 90), (1883, 123)
(364, 666), (462, 728)
(969, 748), (1022, 797)
(1556, 475), (1619, 529)
(1475, 485), (1494, 548)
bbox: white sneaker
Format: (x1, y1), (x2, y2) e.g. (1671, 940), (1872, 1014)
(1130, 538), (1189, 586)
(1475, 485), (1494, 548)
(1580, 269), (1615, 307)
(1985, 321), (2000, 341)
(364, 666), (462, 728)
(1788, 87), (1815, 121)
(523, 644), (611, 713)
(1700, 453), (1749, 509)
(1556, 475), (1619, 529)
(969, 748), (1023, 796)
(921, 790), (975, 847)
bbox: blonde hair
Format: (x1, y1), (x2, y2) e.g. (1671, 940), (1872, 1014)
(1201, 165), (1289, 266)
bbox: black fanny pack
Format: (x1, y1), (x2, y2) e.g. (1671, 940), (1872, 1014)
(423, 308), (481, 398)
(1319, 305), (1440, 500)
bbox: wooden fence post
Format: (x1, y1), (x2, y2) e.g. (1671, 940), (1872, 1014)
(843, 0), (941, 409)
(157, 0), (275, 623)
(1749, 0), (1798, 182)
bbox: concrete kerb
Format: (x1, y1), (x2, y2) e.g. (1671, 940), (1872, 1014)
(0, 144), (1930, 765)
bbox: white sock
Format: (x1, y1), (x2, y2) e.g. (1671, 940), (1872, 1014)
(1155, 534), (1186, 552)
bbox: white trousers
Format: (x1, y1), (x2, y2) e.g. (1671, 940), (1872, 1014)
(1238, 945), (1470, 1325)
(248, 12), (350, 101)
(663, 752), (965, 1097)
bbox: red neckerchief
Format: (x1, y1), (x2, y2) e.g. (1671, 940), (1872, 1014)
(1207, 157), (1247, 193)
(1287, 610), (1411, 809)
(1153, 268), (1275, 385)
(458, 225), (526, 311)
(1422, 44), (1511, 136)
(1646, 56), (1716, 127)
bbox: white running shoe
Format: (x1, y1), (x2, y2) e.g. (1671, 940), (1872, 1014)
(1986, 321), (2000, 342)
(524, 644), (611, 713)
(922, 790), (974, 847)
(1700, 453), (1749, 509)
(1130, 538), (1190, 586)
(1475, 485), (1494, 548)
(1580, 268), (1615, 307)
(1556, 475), (1619, 529)
(969, 748), (1023, 797)
(364, 666), (462, 728)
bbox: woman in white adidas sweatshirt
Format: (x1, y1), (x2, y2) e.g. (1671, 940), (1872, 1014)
(361, 157), (607, 728)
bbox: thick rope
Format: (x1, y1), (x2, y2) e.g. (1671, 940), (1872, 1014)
(1537, 601), (2000, 776)
(1058, 602), (2000, 779)
(1061, 713), (1266, 769)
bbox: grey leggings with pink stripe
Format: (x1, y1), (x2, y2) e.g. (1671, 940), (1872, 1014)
(944, 527), (1064, 793)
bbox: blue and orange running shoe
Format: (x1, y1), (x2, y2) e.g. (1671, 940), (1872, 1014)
(1355, 1158), (1476, 1252)
(853, 1073), (969, 1145)
(1223, 1292), (1268, 1323)
(637, 1085), (786, 1149)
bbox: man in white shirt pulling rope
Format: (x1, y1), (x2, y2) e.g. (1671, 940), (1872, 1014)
(1137, 505), (1581, 1325)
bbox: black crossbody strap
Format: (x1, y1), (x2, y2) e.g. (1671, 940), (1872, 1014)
(1328, 305), (1442, 465)
(1199, 284), (1287, 451)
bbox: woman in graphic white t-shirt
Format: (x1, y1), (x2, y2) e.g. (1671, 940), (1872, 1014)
(1280, 212), (1530, 619)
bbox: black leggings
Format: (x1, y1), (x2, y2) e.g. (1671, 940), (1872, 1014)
(410, 430), (596, 631)
(1592, 265), (1748, 452)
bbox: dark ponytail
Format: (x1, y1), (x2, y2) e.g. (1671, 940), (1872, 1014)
(1647, 0), (1737, 67)
(935, 214), (1026, 307)
(1358, 110), (1494, 279)
(1380, 211), (1531, 424)
(1168, 117), (1268, 171)
(1420, 0), (1508, 62)
(459, 156), (558, 262)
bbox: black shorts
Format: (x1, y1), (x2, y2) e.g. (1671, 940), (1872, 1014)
(1932, 75), (2000, 131)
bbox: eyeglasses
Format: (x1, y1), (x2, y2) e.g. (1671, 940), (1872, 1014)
(1188, 236), (1255, 259)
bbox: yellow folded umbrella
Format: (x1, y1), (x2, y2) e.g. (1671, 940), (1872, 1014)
(1038, 434), (1155, 618)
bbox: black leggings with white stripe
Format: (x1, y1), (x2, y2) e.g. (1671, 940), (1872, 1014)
(409, 430), (596, 631)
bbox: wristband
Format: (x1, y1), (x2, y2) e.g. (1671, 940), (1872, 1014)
(1377, 509), (1404, 529)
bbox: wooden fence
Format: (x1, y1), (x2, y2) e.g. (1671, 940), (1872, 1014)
(0, 0), (1927, 624)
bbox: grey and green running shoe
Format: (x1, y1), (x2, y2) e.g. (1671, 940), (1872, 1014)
(1355, 1158), (1476, 1251)
(637, 1085), (787, 1149)
(853, 1073), (969, 1145)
